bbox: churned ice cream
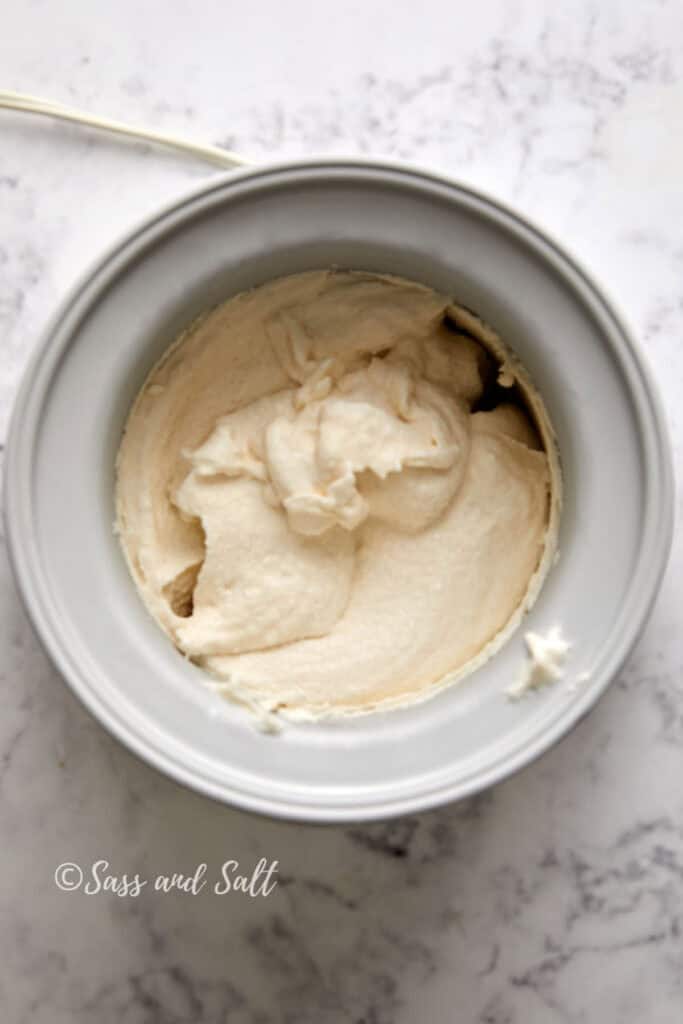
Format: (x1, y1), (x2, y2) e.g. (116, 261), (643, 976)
(115, 270), (560, 721)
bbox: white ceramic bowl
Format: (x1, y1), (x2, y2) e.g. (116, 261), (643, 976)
(4, 159), (673, 822)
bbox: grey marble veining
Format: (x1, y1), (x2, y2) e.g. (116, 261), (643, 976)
(1, 1), (682, 1021)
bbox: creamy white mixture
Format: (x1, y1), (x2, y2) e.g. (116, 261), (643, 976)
(116, 270), (560, 719)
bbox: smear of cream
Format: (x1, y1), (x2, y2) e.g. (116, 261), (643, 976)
(507, 625), (571, 699)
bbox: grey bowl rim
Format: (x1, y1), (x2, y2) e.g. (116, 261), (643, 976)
(3, 156), (675, 823)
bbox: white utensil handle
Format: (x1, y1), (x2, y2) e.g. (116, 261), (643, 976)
(0, 89), (250, 169)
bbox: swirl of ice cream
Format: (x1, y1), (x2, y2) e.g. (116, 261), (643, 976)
(115, 270), (558, 719)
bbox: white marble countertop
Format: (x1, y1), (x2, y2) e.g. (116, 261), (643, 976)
(2, 2), (682, 1021)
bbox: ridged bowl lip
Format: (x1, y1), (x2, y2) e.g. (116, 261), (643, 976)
(3, 156), (675, 823)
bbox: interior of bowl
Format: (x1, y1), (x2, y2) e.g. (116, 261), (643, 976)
(7, 160), (672, 821)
